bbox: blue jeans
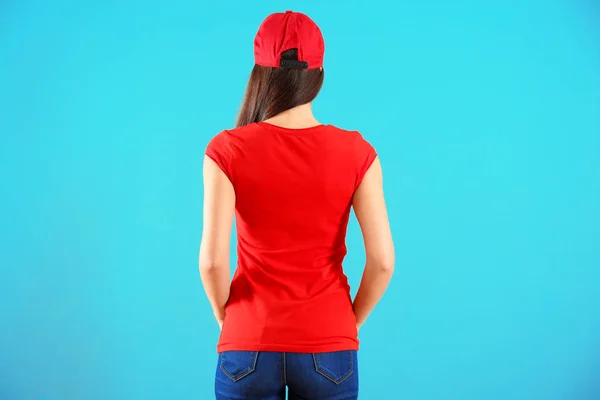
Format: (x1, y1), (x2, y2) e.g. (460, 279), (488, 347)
(215, 350), (359, 400)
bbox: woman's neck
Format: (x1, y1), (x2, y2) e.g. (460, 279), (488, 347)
(263, 103), (321, 129)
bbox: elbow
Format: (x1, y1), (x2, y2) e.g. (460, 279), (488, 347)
(379, 258), (395, 273)
(198, 256), (226, 272)
(199, 261), (216, 272)
(367, 254), (395, 274)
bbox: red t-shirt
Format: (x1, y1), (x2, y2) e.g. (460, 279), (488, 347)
(205, 121), (377, 353)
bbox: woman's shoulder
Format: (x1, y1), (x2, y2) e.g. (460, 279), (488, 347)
(323, 124), (368, 139)
(322, 125), (373, 149)
(206, 123), (262, 150)
(208, 123), (369, 147)
(211, 123), (261, 138)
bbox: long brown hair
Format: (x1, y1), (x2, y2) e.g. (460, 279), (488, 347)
(236, 49), (324, 128)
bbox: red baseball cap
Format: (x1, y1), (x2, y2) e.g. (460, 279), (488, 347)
(254, 11), (325, 69)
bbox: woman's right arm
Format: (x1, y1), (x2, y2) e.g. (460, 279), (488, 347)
(352, 157), (395, 330)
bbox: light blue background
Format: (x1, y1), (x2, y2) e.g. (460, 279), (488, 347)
(1, 0), (599, 399)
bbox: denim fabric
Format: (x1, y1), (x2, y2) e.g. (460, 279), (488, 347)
(215, 350), (359, 400)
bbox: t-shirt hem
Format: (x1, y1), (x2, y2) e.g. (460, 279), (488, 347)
(217, 341), (359, 354)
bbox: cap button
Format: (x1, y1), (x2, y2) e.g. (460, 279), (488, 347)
(285, 10), (293, 13)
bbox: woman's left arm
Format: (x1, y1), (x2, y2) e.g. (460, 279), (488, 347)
(199, 155), (235, 328)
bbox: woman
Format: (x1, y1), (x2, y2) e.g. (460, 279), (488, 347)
(199, 10), (394, 400)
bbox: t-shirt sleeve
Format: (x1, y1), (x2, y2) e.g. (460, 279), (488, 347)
(205, 130), (233, 181)
(355, 131), (378, 189)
